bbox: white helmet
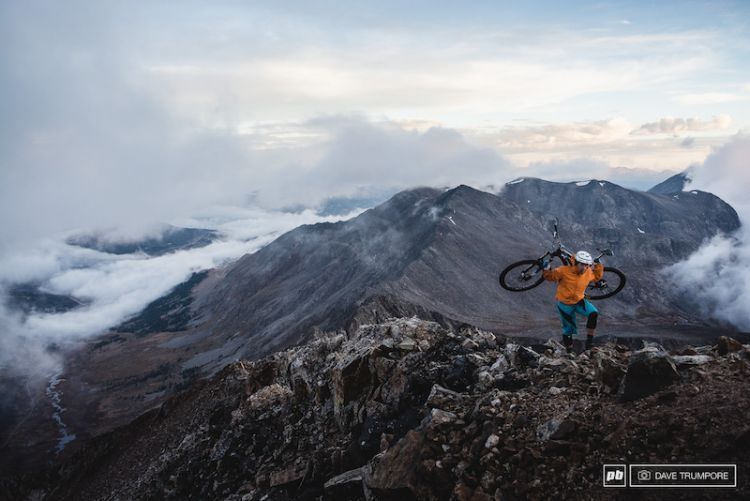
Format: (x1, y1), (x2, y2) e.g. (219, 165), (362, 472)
(575, 250), (594, 265)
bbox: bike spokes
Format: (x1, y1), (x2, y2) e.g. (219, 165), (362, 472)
(586, 267), (626, 300)
(499, 259), (545, 292)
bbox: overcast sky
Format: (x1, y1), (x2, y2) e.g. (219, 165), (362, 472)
(2, 0), (749, 245)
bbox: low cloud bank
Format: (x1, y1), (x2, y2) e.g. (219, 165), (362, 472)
(0, 207), (361, 378)
(666, 135), (750, 330)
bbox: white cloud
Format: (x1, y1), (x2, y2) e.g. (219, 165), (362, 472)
(687, 134), (750, 217)
(483, 119), (634, 150)
(665, 135), (750, 330)
(632, 115), (732, 135)
(130, 9), (729, 126)
(484, 116), (733, 150)
(0, 206), (362, 377)
(252, 118), (513, 208)
(0, 2), (259, 247)
(148, 44), (711, 122)
(469, 117), (733, 171)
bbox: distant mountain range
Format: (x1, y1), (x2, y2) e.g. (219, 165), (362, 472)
(66, 225), (218, 256)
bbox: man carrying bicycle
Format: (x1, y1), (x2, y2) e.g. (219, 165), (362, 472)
(542, 250), (604, 353)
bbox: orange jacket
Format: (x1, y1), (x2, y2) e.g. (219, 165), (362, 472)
(543, 262), (604, 304)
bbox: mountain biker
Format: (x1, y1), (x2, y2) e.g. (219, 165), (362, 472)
(542, 250), (604, 353)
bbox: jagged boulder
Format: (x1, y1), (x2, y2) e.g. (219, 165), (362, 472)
(717, 336), (743, 355)
(516, 346), (540, 368)
(591, 349), (626, 393)
(332, 347), (374, 429)
(671, 354), (713, 369)
(443, 355), (476, 392)
(621, 347), (679, 401)
(323, 468), (365, 499)
(537, 409), (577, 441)
(425, 384), (467, 415)
(365, 430), (426, 499)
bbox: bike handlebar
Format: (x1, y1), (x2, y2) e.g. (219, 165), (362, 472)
(545, 223), (615, 264)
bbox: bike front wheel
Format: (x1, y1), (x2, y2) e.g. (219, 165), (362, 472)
(586, 267), (626, 300)
(499, 259), (545, 292)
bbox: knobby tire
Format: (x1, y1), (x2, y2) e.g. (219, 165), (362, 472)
(498, 259), (545, 292)
(586, 267), (626, 300)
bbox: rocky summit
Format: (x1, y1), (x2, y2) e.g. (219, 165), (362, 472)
(7, 318), (749, 500)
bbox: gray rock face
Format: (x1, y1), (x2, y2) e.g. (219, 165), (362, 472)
(717, 336), (744, 355)
(671, 355), (713, 368)
(621, 348), (680, 401)
(499, 177), (738, 264)
(592, 349), (627, 393)
(366, 429), (426, 499)
(537, 409), (577, 441)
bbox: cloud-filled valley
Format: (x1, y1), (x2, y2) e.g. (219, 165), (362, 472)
(0, 207), (362, 377)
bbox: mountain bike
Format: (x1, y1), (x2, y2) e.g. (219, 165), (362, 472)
(498, 224), (626, 300)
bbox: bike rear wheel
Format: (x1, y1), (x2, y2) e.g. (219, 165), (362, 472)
(499, 259), (545, 292)
(586, 267), (626, 300)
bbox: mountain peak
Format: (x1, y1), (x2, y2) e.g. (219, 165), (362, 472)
(648, 169), (693, 194)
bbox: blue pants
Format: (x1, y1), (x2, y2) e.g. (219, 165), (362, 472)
(556, 299), (598, 336)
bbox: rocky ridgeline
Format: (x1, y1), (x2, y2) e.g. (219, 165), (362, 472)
(11, 319), (750, 500)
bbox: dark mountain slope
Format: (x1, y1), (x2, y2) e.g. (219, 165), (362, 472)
(187, 187), (540, 364)
(375, 185), (550, 328)
(500, 178), (737, 264)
